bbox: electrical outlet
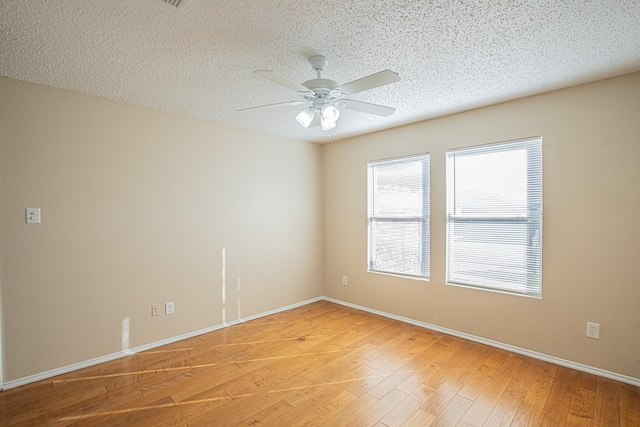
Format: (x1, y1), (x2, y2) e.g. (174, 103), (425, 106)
(151, 304), (160, 317)
(166, 301), (175, 315)
(586, 322), (600, 339)
(342, 276), (348, 285)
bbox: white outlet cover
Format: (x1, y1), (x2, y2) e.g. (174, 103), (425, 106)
(166, 302), (175, 315)
(586, 322), (600, 339)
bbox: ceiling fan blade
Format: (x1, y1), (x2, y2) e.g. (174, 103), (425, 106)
(254, 70), (312, 93)
(344, 100), (396, 117)
(236, 100), (306, 112)
(336, 70), (400, 96)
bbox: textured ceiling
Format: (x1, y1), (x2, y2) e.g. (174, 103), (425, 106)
(1, 0), (640, 143)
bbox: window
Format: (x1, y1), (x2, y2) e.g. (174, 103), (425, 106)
(368, 154), (430, 279)
(446, 138), (542, 297)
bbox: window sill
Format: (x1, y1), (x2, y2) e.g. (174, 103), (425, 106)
(446, 280), (542, 299)
(368, 269), (430, 282)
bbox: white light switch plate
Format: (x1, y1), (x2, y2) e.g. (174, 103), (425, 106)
(26, 208), (41, 224)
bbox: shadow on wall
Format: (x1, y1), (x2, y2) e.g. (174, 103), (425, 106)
(221, 247), (243, 326)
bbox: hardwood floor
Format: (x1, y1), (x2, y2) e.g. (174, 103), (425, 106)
(1, 301), (639, 426)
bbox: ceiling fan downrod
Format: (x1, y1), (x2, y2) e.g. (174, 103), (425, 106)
(309, 55), (328, 79)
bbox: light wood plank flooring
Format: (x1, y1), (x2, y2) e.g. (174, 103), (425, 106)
(1, 301), (639, 426)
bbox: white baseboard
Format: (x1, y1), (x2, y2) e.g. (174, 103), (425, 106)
(1, 296), (323, 390)
(322, 296), (640, 388)
(3, 295), (637, 390)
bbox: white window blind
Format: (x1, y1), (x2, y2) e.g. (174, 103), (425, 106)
(368, 154), (430, 279)
(446, 138), (542, 297)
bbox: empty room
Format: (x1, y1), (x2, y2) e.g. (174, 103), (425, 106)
(1, 1), (639, 426)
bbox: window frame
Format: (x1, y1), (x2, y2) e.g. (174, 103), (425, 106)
(367, 153), (430, 281)
(445, 137), (543, 298)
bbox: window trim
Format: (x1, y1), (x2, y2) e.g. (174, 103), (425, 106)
(445, 137), (543, 298)
(367, 153), (430, 281)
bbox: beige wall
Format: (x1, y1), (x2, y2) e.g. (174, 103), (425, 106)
(2, 72), (639, 386)
(0, 77), (324, 382)
(323, 72), (640, 379)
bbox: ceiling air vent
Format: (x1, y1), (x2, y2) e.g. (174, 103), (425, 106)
(159, 0), (190, 9)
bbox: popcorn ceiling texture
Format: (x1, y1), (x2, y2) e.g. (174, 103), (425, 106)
(1, 0), (639, 143)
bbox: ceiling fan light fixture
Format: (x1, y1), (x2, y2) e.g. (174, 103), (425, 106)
(321, 116), (336, 131)
(321, 104), (340, 122)
(296, 107), (316, 128)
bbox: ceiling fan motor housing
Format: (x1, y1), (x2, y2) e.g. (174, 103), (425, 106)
(302, 79), (339, 92)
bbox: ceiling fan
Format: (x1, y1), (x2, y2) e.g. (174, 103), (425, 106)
(238, 55), (401, 132)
